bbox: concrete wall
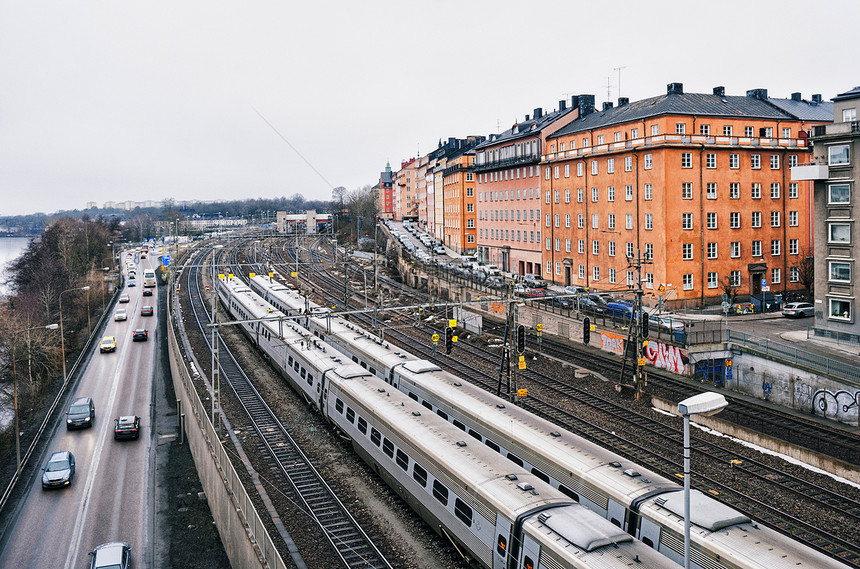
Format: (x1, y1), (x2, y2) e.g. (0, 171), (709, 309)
(167, 301), (286, 569)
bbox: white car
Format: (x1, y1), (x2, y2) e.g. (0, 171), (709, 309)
(114, 308), (127, 321)
(782, 302), (814, 318)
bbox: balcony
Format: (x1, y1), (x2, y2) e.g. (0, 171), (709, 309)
(473, 154), (540, 172)
(791, 164), (829, 181)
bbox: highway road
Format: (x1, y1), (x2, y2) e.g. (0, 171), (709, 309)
(0, 251), (158, 569)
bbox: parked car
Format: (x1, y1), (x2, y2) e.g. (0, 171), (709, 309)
(524, 288), (550, 299)
(99, 336), (117, 353)
(433, 245), (446, 255)
(132, 329), (148, 342)
(546, 294), (573, 309)
(782, 302), (814, 318)
(41, 450), (75, 489)
(578, 295), (606, 313)
(649, 314), (685, 332)
(88, 542), (131, 569)
(114, 308), (127, 321)
(66, 397), (95, 430)
(118, 294), (130, 304)
(522, 273), (547, 288)
(114, 415), (141, 440)
(605, 301), (636, 322)
(564, 285), (588, 295)
(141, 305), (154, 316)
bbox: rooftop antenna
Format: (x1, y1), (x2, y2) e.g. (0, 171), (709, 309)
(613, 65), (628, 99)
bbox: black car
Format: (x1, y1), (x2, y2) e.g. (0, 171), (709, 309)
(140, 305), (154, 316)
(66, 397), (95, 430)
(132, 329), (148, 342)
(142, 289), (153, 297)
(114, 416), (140, 440)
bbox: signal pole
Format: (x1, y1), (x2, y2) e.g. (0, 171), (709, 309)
(620, 248), (652, 397)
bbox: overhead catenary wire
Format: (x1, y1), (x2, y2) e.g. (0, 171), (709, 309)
(253, 107), (335, 190)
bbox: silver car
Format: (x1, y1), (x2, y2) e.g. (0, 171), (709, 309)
(41, 451), (75, 489)
(782, 302), (814, 318)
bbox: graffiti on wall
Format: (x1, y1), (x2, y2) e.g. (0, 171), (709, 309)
(645, 341), (688, 374)
(600, 331), (625, 356)
(812, 388), (860, 423)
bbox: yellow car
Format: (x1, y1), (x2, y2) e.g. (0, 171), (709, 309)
(99, 336), (117, 353)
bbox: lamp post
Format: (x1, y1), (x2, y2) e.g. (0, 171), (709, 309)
(678, 392), (728, 569)
(12, 323), (59, 474)
(59, 286), (90, 385)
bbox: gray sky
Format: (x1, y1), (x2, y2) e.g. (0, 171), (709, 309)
(1, 0), (855, 217)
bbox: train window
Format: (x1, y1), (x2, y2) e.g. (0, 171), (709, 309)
(611, 518), (621, 527)
(642, 536), (654, 548)
(453, 419), (466, 432)
(300, 369), (306, 379)
(408, 392), (418, 401)
(360, 361), (367, 369)
(522, 556), (534, 569)
(293, 361), (299, 372)
(496, 535), (507, 556)
(396, 449), (408, 471)
(369, 367), (376, 375)
(468, 429), (482, 441)
(335, 399), (344, 414)
(531, 468), (550, 483)
(485, 440), (500, 453)
(422, 400), (433, 411)
(436, 410), (448, 421)
(288, 356), (293, 366)
(558, 485), (579, 502)
(507, 453), (524, 467)
(307, 374), (313, 385)
(357, 417), (368, 435)
(413, 464), (427, 487)
(432, 480), (449, 506)
(382, 438), (394, 458)
(454, 498), (472, 527)
(346, 407), (355, 424)
(352, 356), (358, 363)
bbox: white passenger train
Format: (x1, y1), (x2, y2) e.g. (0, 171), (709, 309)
(217, 274), (679, 569)
(247, 273), (847, 569)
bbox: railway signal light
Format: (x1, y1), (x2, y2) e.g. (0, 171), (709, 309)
(445, 327), (454, 355)
(583, 317), (591, 345)
(641, 314), (649, 339)
(516, 325), (526, 353)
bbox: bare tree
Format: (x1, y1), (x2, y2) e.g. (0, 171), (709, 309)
(793, 249), (814, 299)
(720, 275), (740, 305)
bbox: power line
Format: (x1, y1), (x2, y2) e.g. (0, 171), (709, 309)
(253, 107), (335, 190)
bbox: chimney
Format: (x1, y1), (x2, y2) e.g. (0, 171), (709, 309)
(533, 108), (543, 119)
(559, 99), (567, 111)
(602, 102), (614, 111)
(618, 97), (629, 107)
(667, 82), (684, 95)
(524, 114), (530, 121)
(791, 92), (802, 101)
(713, 86), (725, 96)
(746, 88), (768, 100)
(812, 94), (822, 104)
(578, 94), (595, 117)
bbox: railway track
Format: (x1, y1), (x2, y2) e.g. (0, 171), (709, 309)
(179, 245), (394, 569)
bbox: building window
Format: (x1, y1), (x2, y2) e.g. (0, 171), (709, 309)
(828, 183), (851, 204)
(770, 183), (780, 199)
(609, 241), (616, 256)
(591, 187), (598, 202)
(682, 183), (693, 199)
(706, 153), (716, 168)
(789, 211), (798, 226)
(578, 265), (585, 278)
(627, 270), (635, 285)
(729, 153), (739, 169)
(644, 154), (652, 169)
(593, 214), (599, 229)
(591, 160), (598, 175)
(683, 273), (693, 290)
(829, 223), (852, 244)
(708, 271), (718, 288)
(625, 214), (633, 229)
(790, 267), (799, 282)
(751, 154), (761, 169)
(830, 299), (852, 321)
(789, 239), (798, 255)
(731, 241), (740, 258)
(645, 213), (653, 230)
(626, 242), (634, 258)
(788, 154), (798, 168)
(608, 186), (615, 202)
(466, 203), (474, 213)
(554, 190), (560, 204)
(707, 183), (717, 199)
(555, 214), (560, 227)
(707, 242), (717, 259)
(829, 144), (850, 166)
(682, 213), (692, 230)
(545, 167), (550, 180)
(682, 243), (693, 260)
(644, 184), (653, 200)
(545, 260), (552, 274)
(609, 268), (617, 283)
(546, 237), (551, 250)
(700, 124), (710, 136)
(565, 239), (571, 253)
(565, 188), (570, 203)
(707, 212), (717, 229)
(745, 126), (754, 137)
(578, 239), (585, 254)
(555, 262), (562, 275)
(545, 214), (550, 227)
(593, 266), (600, 280)
(608, 213), (616, 229)
(577, 188), (584, 202)
(676, 123), (686, 135)
(564, 164), (570, 178)
(829, 261), (852, 283)
(625, 185), (633, 201)
(681, 153), (692, 168)
(730, 212), (740, 228)
(555, 238), (560, 251)
(771, 268), (781, 284)
(752, 240), (762, 257)
(625, 156), (632, 171)
(578, 214), (584, 228)
(592, 240), (599, 255)
(731, 270), (741, 286)
(770, 155), (780, 169)
(598, 135), (605, 144)
(607, 158), (615, 173)
(565, 214), (571, 228)
(651, 124), (659, 136)
(771, 239), (781, 256)
(752, 212), (761, 228)
(844, 108), (857, 122)
(771, 211), (780, 227)
(751, 183), (761, 199)
(724, 125), (733, 136)
(729, 183), (739, 199)
(577, 162), (584, 176)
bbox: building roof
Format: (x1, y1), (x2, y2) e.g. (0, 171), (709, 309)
(477, 105), (576, 149)
(833, 85), (860, 102)
(550, 87), (831, 139)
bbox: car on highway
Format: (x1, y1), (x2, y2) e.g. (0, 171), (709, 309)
(88, 542), (131, 569)
(118, 294), (130, 303)
(114, 415), (140, 440)
(132, 329), (148, 342)
(99, 336), (117, 353)
(66, 397), (95, 430)
(140, 305), (154, 316)
(783, 301), (814, 318)
(114, 308), (127, 321)
(127, 280), (136, 287)
(41, 450), (75, 489)
(142, 288), (153, 297)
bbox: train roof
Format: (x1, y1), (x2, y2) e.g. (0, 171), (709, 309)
(639, 490), (847, 569)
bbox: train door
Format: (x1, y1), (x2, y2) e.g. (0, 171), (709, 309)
(493, 516), (511, 569)
(516, 533), (540, 569)
(636, 517), (661, 551)
(607, 499), (626, 529)
(318, 372), (329, 419)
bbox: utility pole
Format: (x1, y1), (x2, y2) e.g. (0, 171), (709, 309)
(619, 248), (651, 397)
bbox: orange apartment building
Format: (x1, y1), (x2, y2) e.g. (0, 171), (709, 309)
(540, 83), (831, 307)
(394, 158), (418, 220)
(474, 99), (581, 275)
(378, 162), (394, 220)
(442, 149), (477, 253)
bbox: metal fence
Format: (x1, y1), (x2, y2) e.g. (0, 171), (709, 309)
(728, 330), (860, 384)
(810, 327), (860, 348)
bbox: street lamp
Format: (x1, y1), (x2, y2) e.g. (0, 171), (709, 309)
(59, 286), (91, 385)
(678, 392), (728, 569)
(12, 323), (59, 474)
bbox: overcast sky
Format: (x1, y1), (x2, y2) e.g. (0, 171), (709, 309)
(1, 0), (855, 217)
